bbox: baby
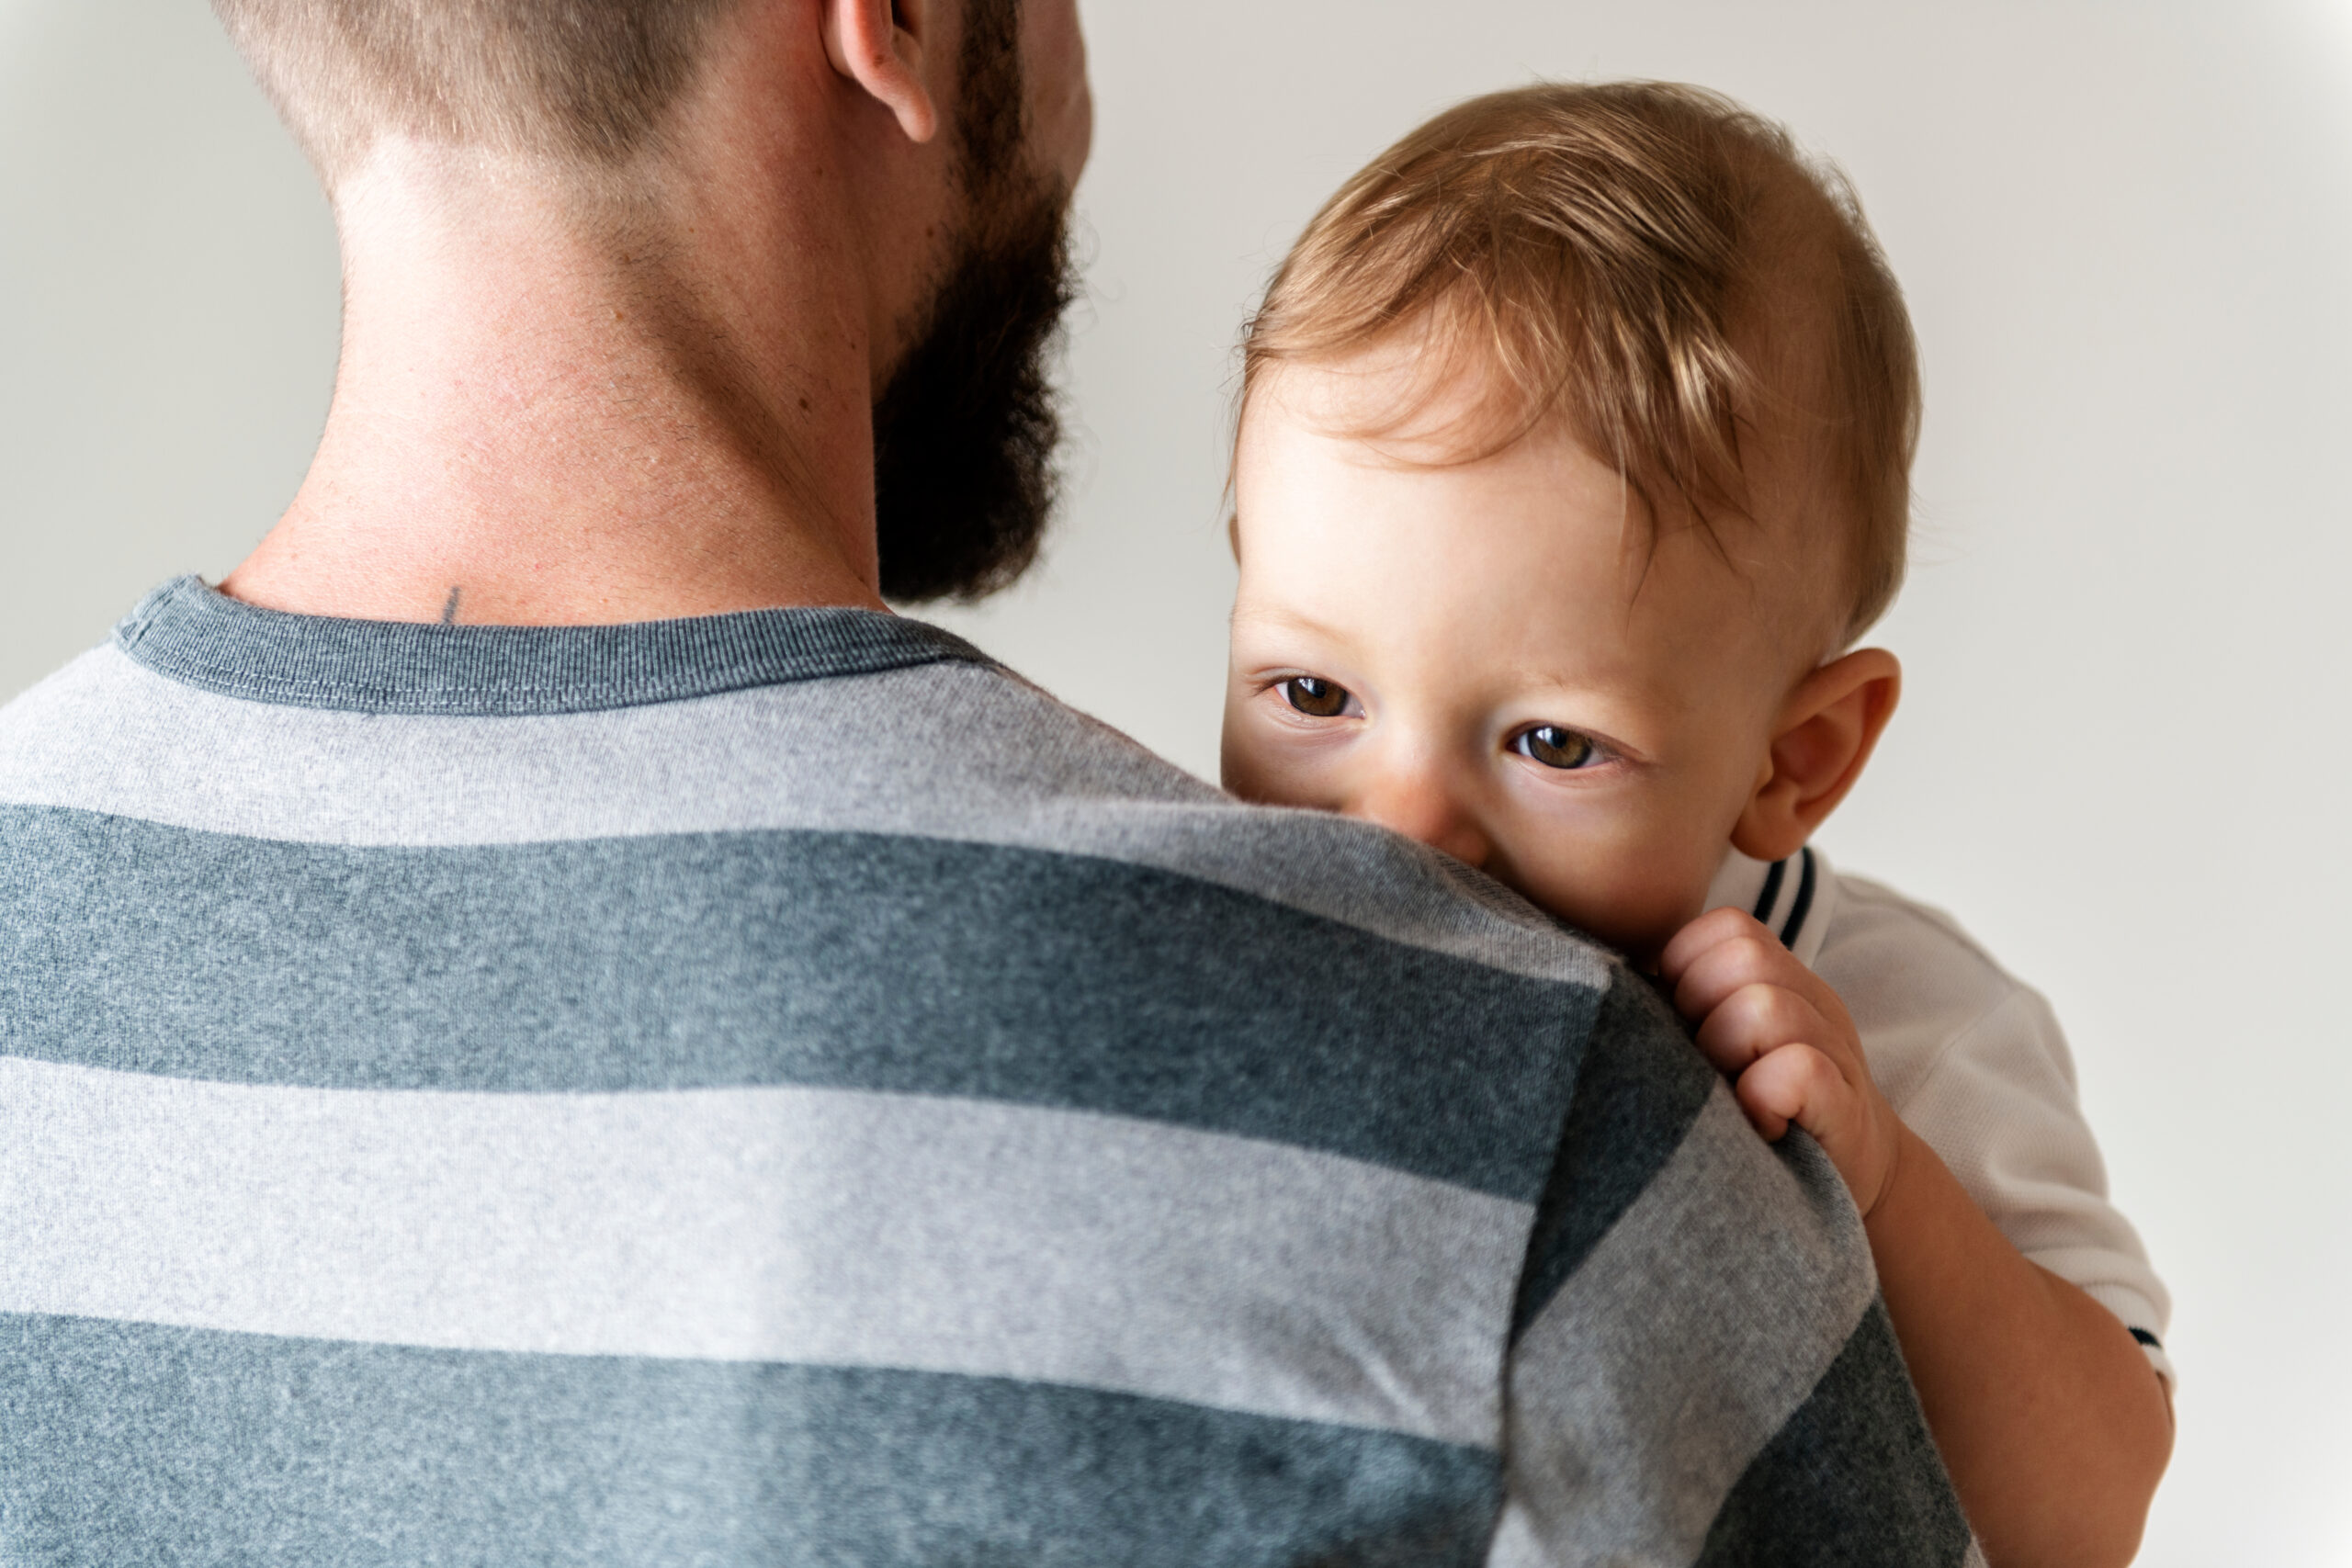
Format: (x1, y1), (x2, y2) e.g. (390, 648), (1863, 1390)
(1219, 84), (2172, 1565)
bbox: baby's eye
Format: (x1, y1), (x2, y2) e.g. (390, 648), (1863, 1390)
(1279, 675), (1354, 718)
(1511, 725), (1600, 770)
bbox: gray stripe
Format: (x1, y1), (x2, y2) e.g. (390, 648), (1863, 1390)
(0, 807), (1586, 1199)
(0, 1056), (1525, 1447)
(1485, 1089), (1876, 1567)
(0, 645), (1603, 990)
(0, 1314), (1502, 1566)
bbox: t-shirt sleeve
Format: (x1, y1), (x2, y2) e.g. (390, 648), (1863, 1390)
(1485, 972), (1976, 1567)
(1813, 874), (2174, 1388)
(1896, 983), (2175, 1386)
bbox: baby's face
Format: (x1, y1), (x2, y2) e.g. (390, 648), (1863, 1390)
(1222, 361), (1808, 961)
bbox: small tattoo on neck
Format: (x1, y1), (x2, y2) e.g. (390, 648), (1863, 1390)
(440, 587), (462, 626)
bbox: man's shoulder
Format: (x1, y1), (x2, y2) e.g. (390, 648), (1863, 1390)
(0, 642), (130, 766)
(897, 655), (1616, 989)
(1, 602), (1613, 996)
(0, 604), (1625, 1196)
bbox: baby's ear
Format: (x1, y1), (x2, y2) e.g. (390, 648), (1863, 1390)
(1732, 649), (1901, 864)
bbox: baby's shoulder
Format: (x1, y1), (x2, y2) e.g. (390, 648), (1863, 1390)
(1812, 860), (2071, 1110)
(1814, 864), (2020, 1018)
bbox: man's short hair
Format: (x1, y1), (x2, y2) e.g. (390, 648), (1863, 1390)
(209, 0), (738, 179)
(1243, 81), (1921, 642)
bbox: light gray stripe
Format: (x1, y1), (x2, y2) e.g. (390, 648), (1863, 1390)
(0, 1055), (1524, 1447)
(1484, 1087), (1876, 1567)
(0, 646), (1602, 988)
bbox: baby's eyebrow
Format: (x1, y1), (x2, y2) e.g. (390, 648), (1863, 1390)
(1494, 656), (1614, 694)
(1228, 604), (1354, 645)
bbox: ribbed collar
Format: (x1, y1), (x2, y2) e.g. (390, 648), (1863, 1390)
(113, 577), (990, 717)
(1703, 844), (1836, 968)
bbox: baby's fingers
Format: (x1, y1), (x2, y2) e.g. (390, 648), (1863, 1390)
(1690, 980), (1836, 1077)
(1659, 908), (1784, 1011)
(1659, 905), (1763, 979)
(1664, 911), (1844, 1030)
(1734, 1043), (1892, 1211)
(1735, 1042), (1846, 1138)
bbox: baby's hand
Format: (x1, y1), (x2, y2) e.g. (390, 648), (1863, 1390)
(1657, 908), (1904, 1217)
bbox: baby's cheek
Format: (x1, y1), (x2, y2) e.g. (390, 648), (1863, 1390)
(1507, 829), (1716, 961)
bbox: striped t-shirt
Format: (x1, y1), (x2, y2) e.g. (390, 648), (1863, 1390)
(0, 578), (1973, 1565)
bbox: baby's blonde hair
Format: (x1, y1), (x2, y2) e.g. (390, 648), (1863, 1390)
(1243, 81), (1921, 642)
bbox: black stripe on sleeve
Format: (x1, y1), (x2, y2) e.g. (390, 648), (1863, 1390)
(2130, 1327), (2163, 1349)
(1696, 1299), (1972, 1566)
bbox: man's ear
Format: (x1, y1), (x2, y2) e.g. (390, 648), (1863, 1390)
(822, 0), (941, 143)
(1731, 647), (1901, 864)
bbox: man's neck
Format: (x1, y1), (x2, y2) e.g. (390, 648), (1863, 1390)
(224, 141), (894, 626)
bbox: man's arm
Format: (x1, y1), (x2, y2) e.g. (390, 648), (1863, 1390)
(1487, 972), (1973, 1566)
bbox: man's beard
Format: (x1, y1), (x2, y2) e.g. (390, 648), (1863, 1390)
(871, 190), (1076, 603)
(871, 0), (1078, 604)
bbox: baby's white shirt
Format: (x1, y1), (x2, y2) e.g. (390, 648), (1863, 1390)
(1704, 846), (2174, 1387)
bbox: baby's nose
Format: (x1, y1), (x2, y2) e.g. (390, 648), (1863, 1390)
(1356, 781), (1492, 870)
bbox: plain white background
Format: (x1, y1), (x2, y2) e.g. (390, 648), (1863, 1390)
(3, 2), (2347, 1562)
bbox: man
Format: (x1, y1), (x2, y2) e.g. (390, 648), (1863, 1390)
(0, 1), (1973, 1562)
